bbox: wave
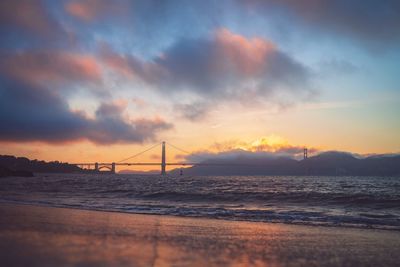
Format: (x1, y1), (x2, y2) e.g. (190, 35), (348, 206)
(1, 198), (399, 231)
(1, 174), (399, 231)
(129, 191), (400, 209)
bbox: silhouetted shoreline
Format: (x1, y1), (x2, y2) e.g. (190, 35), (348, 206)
(0, 165), (33, 177)
(0, 155), (88, 177)
(1, 152), (400, 177)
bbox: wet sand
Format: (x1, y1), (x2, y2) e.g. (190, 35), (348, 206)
(0, 204), (399, 267)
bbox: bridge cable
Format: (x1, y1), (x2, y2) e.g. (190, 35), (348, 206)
(166, 142), (211, 163)
(166, 142), (192, 155)
(117, 142), (162, 163)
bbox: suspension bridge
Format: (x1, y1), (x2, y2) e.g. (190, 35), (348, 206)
(73, 142), (310, 175)
(72, 141), (214, 175)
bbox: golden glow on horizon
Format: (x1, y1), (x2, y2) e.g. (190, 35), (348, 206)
(206, 135), (309, 154)
(0, 100), (398, 172)
(249, 135), (290, 152)
(0, 129), (398, 173)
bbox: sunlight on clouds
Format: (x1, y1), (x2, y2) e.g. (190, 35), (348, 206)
(210, 135), (312, 155)
(249, 135), (288, 151)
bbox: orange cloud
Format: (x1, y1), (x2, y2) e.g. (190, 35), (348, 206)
(180, 136), (318, 162)
(65, 0), (128, 22)
(210, 135), (317, 155)
(99, 45), (136, 78)
(215, 28), (276, 75)
(66, 1), (96, 21)
(1, 51), (101, 85)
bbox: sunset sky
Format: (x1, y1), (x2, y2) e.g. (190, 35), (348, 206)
(0, 0), (399, 170)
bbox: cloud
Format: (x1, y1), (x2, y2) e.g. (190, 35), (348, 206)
(88, 104), (173, 144)
(101, 29), (311, 94)
(174, 102), (211, 121)
(101, 29), (313, 119)
(65, 0), (130, 22)
(0, 76), (172, 144)
(179, 136), (319, 161)
(156, 29), (311, 98)
(0, 0), (68, 45)
(182, 149), (293, 163)
(241, 0), (400, 46)
(99, 43), (163, 82)
(181, 147), (316, 163)
(95, 100), (128, 117)
(0, 51), (102, 86)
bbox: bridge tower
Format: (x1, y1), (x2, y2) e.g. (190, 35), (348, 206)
(304, 148), (308, 160)
(161, 141), (166, 175)
(111, 162), (116, 174)
(95, 162), (99, 171)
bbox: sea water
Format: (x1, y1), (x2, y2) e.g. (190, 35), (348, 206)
(0, 174), (399, 230)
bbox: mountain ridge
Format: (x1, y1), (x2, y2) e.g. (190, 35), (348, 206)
(170, 151), (400, 176)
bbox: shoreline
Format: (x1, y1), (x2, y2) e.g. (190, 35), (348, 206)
(1, 200), (399, 231)
(1, 203), (400, 266)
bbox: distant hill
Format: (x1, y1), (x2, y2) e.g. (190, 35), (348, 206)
(169, 152), (400, 176)
(0, 155), (81, 176)
(2, 152), (399, 177)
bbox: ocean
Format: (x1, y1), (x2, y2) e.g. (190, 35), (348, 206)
(0, 174), (399, 230)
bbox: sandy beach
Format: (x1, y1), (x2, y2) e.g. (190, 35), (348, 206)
(0, 204), (399, 267)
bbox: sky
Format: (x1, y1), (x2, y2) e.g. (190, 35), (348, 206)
(0, 0), (399, 170)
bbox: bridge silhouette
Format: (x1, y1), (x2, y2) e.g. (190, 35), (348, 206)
(72, 141), (225, 175)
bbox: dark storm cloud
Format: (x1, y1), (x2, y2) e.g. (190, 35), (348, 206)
(0, 76), (172, 144)
(241, 0), (400, 46)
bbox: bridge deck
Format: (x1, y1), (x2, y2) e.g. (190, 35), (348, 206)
(72, 163), (247, 166)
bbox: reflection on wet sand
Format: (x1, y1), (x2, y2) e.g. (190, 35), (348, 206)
(0, 204), (399, 267)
